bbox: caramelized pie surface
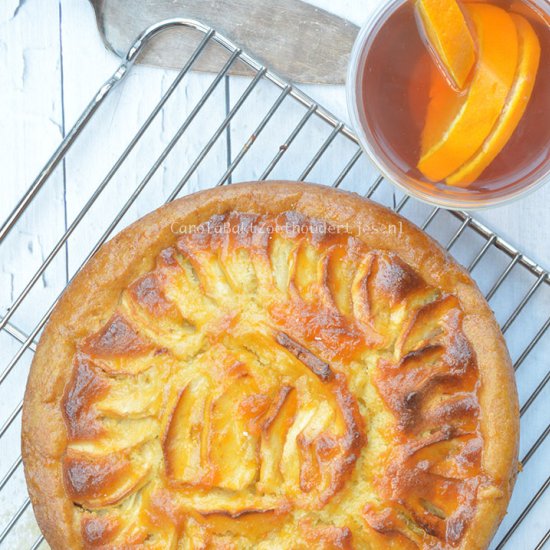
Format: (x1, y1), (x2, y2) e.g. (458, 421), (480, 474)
(22, 183), (518, 550)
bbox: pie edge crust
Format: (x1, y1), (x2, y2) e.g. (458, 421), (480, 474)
(21, 181), (519, 550)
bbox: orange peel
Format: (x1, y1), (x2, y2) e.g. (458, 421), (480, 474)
(416, 0), (477, 89)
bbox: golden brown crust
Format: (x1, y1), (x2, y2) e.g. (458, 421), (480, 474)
(22, 181), (518, 550)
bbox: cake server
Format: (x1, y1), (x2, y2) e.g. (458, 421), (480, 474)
(89, 0), (359, 84)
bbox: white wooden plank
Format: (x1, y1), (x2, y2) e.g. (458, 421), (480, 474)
(0, 0), (67, 326)
(0, 1), (65, 547)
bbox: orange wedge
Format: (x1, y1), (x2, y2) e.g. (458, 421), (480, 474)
(421, 63), (464, 155)
(416, 0), (477, 89)
(446, 14), (541, 186)
(418, 4), (519, 182)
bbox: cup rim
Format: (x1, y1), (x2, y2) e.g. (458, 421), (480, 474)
(346, 0), (550, 211)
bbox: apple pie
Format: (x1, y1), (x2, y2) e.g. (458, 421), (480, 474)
(22, 182), (519, 549)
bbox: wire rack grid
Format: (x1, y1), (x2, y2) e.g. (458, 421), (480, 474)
(0, 17), (548, 550)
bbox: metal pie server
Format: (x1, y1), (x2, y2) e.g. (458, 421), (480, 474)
(90, 0), (359, 84)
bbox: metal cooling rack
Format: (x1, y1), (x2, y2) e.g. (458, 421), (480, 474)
(0, 18), (548, 550)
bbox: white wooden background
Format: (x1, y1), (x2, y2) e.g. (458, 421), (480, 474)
(0, 0), (548, 548)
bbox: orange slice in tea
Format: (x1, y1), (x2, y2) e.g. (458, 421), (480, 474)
(418, 4), (519, 182)
(446, 14), (541, 186)
(416, 0), (477, 89)
(421, 63), (464, 156)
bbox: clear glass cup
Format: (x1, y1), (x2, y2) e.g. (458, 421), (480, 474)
(347, 0), (550, 209)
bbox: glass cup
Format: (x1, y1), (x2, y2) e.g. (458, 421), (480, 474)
(347, 0), (550, 209)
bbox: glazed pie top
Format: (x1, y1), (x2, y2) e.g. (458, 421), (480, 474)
(22, 182), (518, 550)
